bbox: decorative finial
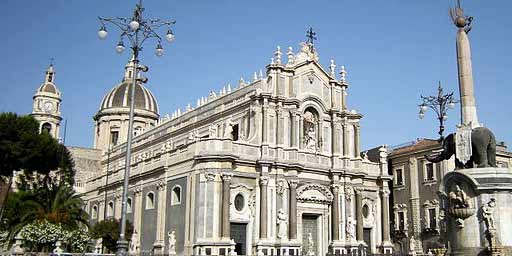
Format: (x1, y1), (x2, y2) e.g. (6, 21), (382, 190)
(450, 0), (473, 33)
(186, 103), (192, 111)
(329, 59), (336, 78)
(270, 57), (275, 65)
(222, 86), (227, 95)
(227, 83), (232, 93)
(339, 65), (347, 83)
(177, 108), (181, 116)
(253, 72), (258, 82)
(274, 46), (282, 64)
(259, 69), (264, 79)
(287, 46), (295, 66)
(197, 98), (201, 107)
(239, 77), (246, 87)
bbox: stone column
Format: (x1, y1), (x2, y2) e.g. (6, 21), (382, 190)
(288, 179), (298, 240)
(259, 176), (269, 239)
(354, 124), (360, 158)
(342, 123), (349, 157)
(134, 188), (143, 241)
(290, 111), (297, 147)
(381, 190), (391, 244)
(155, 181), (167, 247)
(355, 189), (363, 242)
(221, 173), (233, 239)
(456, 28), (479, 126)
(332, 185), (340, 241)
(276, 106), (284, 145)
(262, 99), (268, 144)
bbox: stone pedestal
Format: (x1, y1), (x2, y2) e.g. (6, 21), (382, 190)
(440, 168), (512, 256)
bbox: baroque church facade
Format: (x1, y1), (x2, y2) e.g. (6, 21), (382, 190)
(66, 40), (393, 255)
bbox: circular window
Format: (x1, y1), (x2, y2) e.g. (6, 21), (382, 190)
(362, 204), (370, 218)
(234, 193), (245, 211)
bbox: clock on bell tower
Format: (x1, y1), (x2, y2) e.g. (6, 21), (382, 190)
(31, 63), (62, 140)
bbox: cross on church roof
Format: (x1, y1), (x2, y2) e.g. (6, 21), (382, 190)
(306, 27), (317, 45)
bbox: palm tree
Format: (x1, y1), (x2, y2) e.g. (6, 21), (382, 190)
(7, 183), (89, 242)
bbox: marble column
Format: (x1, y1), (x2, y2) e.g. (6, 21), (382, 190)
(355, 189), (363, 242)
(332, 185), (340, 241)
(288, 179), (298, 239)
(259, 176), (269, 239)
(381, 190), (391, 244)
(221, 173), (233, 239)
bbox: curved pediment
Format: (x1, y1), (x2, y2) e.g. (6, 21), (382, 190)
(297, 183), (333, 204)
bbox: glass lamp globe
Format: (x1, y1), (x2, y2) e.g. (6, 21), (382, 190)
(115, 41), (125, 54)
(420, 105), (428, 112)
(448, 101), (455, 109)
(129, 20), (140, 31)
(419, 112), (425, 119)
(442, 115), (448, 121)
(98, 26), (108, 40)
(165, 30), (175, 42)
(155, 44), (164, 57)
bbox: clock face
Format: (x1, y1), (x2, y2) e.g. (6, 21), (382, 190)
(44, 101), (53, 113)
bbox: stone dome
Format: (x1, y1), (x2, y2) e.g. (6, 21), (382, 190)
(99, 81), (159, 114)
(37, 83), (59, 94)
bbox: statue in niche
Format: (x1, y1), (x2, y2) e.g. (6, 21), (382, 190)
(129, 230), (140, 254)
(303, 110), (318, 151)
(346, 217), (355, 239)
(168, 230), (176, 255)
(277, 209), (288, 239)
(224, 119), (233, 139)
(481, 198), (496, 230)
(307, 232), (315, 256)
(448, 185), (469, 208)
(208, 124), (217, 138)
(409, 235), (417, 255)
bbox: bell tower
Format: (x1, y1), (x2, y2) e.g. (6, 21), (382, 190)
(31, 63), (62, 140)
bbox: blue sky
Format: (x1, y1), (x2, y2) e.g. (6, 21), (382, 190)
(1, 1), (511, 150)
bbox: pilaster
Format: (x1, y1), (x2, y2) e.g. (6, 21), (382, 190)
(153, 180), (167, 253)
(288, 179), (298, 240)
(221, 172), (233, 239)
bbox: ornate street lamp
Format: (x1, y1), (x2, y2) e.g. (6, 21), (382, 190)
(418, 81), (458, 140)
(97, 1), (175, 255)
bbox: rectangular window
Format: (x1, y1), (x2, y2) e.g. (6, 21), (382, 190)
(232, 124), (239, 141)
(398, 211), (405, 230)
(428, 208), (437, 229)
(426, 162), (435, 181)
(396, 169), (404, 185)
(110, 131), (119, 146)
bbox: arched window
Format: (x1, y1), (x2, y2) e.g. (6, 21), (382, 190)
(303, 107), (319, 151)
(92, 205), (98, 219)
(41, 122), (52, 134)
(127, 197), (133, 213)
(171, 185), (182, 205)
(145, 192), (155, 209)
(107, 201), (114, 217)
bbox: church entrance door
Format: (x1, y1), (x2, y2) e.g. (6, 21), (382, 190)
(230, 223), (247, 255)
(302, 215), (319, 255)
(363, 228), (372, 252)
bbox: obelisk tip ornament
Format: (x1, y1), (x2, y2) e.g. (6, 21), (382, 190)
(450, 0), (479, 128)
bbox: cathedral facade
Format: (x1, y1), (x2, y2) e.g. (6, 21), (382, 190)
(82, 41), (393, 256)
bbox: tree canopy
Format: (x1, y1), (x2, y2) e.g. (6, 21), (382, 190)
(90, 219), (134, 253)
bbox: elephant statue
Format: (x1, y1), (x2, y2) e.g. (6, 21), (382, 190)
(426, 126), (496, 169)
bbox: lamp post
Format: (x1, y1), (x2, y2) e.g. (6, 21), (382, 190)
(97, 1), (175, 255)
(418, 81), (458, 140)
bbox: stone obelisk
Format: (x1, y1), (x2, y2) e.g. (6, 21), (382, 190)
(451, 3), (480, 128)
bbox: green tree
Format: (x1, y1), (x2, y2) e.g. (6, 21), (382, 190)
(0, 113), (76, 223)
(4, 184), (89, 243)
(90, 219), (134, 253)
